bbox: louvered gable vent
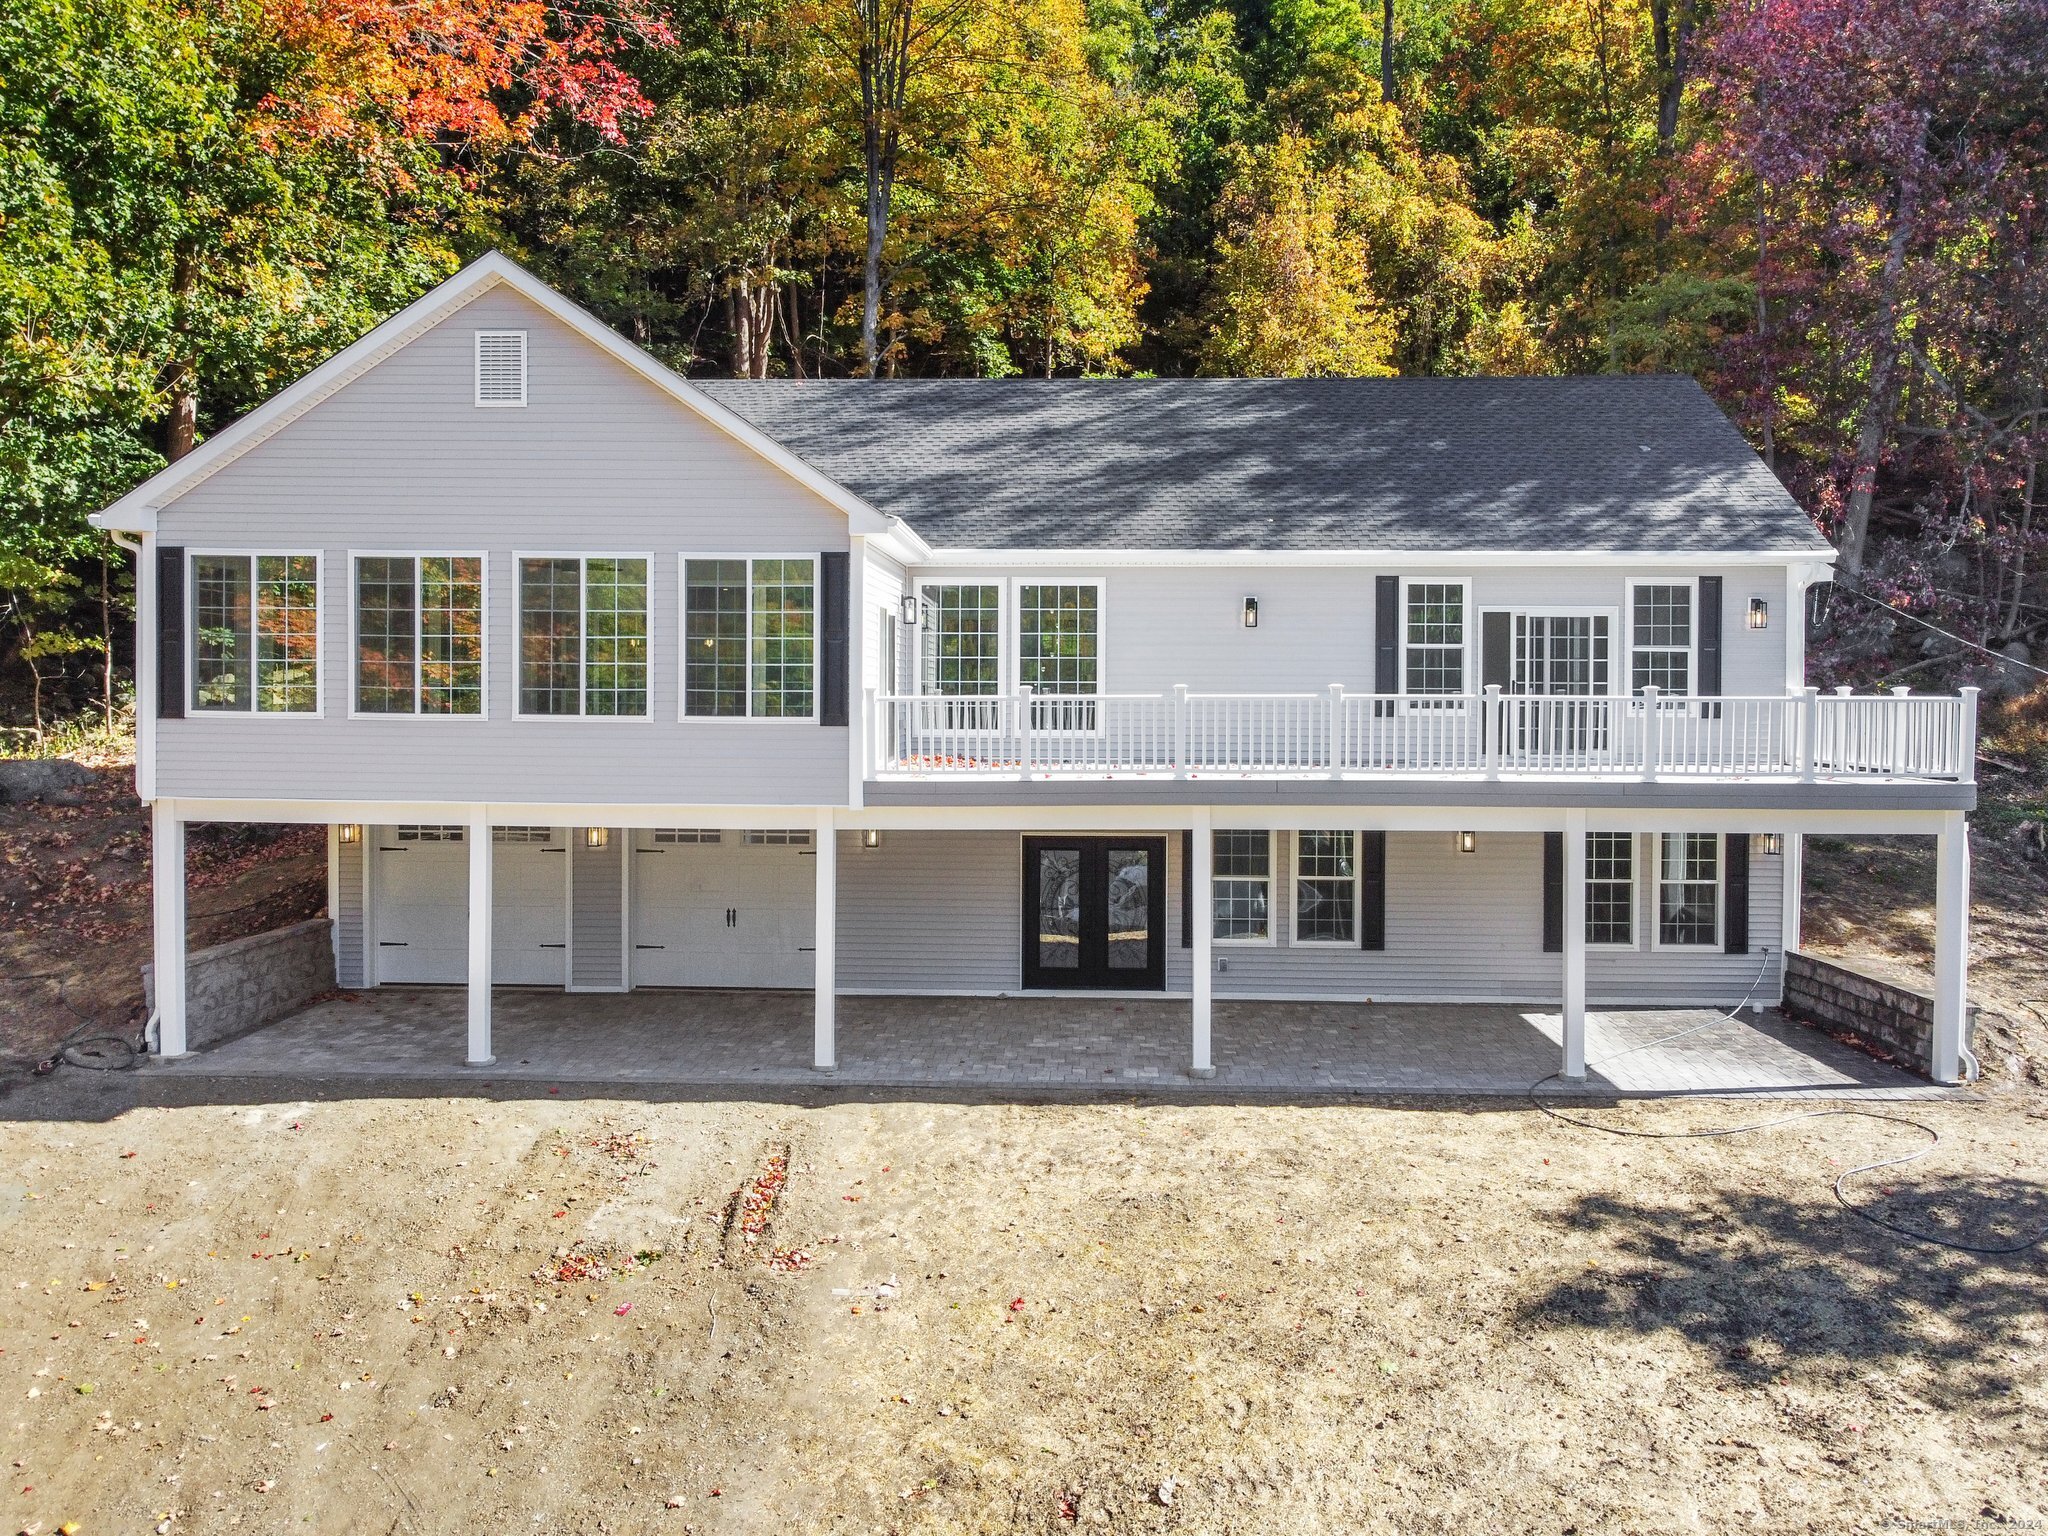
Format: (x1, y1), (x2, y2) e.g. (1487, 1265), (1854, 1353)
(475, 330), (527, 406)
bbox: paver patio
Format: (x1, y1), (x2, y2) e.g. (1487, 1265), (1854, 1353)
(155, 988), (1949, 1098)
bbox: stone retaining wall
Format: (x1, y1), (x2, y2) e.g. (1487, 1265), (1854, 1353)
(144, 919), (336, 1052)
(1783, 950), (1975, 1080)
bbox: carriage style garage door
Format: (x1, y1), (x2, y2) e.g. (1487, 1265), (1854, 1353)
(368, 825), (569, 986)
(630, 830), (814, 989)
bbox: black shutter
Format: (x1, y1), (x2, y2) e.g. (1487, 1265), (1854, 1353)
(1374, 574), (1399, 714)
(1542, 831), (1564, 953)
(1723, 833), (1750, 954)
(157, 545), (185, 719)
(819, 551), (849, 727)
(1698, 576), (1723, 696)
(1180, 829), (1193, 949)
(1480, 611), (1512, 692)
(1359, 830), (1387, 951)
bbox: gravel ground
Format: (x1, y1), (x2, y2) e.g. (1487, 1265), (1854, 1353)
(3, 1069), (2044, 1535)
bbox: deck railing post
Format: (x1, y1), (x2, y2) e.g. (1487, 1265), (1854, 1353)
(1172, 684), (1189, 776)
(1327, 683), (1345, 773)
(1960, 685), (1980, 783)
(1016, 685), (1034, 775)
(1800, 686), (1821, 781)
(1641, 685), (1660, 779)
(1482, 685), (1501, 778)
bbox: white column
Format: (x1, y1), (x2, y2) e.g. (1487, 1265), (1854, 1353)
(466, 806), (494, 1065)
(151, 798), (188, 1057)
(1561, 809), (1587, 1081)
(814, 809), (838, 1072)
(1190, 809), (1214, 1076)
(1932, 810), (1971, 1084)
(1782, 832), (1804, 956)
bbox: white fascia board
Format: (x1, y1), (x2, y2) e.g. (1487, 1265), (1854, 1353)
(915, 547), (1834, 569)
(89, 251), (907, 543)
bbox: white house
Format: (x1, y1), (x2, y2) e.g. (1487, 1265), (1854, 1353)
(90, 254), (1979, 1082)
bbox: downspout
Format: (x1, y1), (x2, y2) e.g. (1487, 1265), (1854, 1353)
(110, 531), (162, 1055)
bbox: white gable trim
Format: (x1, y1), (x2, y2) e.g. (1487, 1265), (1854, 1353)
(90, 252), (930, 560)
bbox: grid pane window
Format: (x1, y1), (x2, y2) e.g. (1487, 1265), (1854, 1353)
(1658, 832), (1720, 946)
(1586, 832), (1635, 946)
(1213, 830), (1271, 941)
(518, 558), (583, 715)
(584, 557), (649, 717)
(1018, 585), (1099, 694)
(1295, 830), (1356, 943)
(192, 555), (254, 711)
(1405, 582), (1466, 694)
(355, 557), (482, 715)
(685, 560), (749, 716)
(1631, 584), (1693, 695)
(419, 557), (484, 714)
(751, 558), (814, 719)
(925, 585), (1002, 696)
(192, 553), (319, 713)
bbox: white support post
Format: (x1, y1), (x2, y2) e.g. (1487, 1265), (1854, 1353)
(847, 537), (868, 809)
(1932, 810), (1971, 1084)
(1327, 683), (1344, 772)
(150, 798), (188, 1058)
(1190, 810), (1214, 1077)
(1640, 684), (1661, 779)
(466, 806), (494, 1065)
(1562, 808), (1587, 1081)
(1781, 832), (1804, 958)
(814, 809), (838, 1072)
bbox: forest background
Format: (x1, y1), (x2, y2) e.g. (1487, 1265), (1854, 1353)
(4, 0), (2045, 731)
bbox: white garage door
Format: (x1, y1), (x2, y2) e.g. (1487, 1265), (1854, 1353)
(630, 830), (815, 989)
(492, 827), (568, 986)
(370, 825), (468, 984)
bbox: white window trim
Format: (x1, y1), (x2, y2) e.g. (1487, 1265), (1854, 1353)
(1291, 828), (1359, 948)
(185, 548), (324, 718)
(1625, 577), (1699, 700)
(1651, 830), (1723, 951)
(510, 551), (656, 722)
(1211, 828), (1277, 947)
(345, 551), (490, 721)
(1397, 576), (1474, 704)
(678, 553), (823, 724)
(474, 329), (528, 408)
(909, 575), (1110, 698)
(1583, 830), (1639, 952)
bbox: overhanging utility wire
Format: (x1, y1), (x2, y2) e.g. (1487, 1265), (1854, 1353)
(1827, 581), (2048, 680)
(1530, 957), (2046, 1256)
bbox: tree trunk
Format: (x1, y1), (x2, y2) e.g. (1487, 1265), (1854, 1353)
(2001, 382), (2040, 640)
(1840, 176), (1918, 581)
(159, 244), (199, 462)
(857, 0), (915, 378)
(1380, 0), (1395, 106)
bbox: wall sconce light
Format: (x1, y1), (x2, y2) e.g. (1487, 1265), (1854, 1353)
(584, 826), (610, 850)
(862, 828), (881, 849)
(1456, 830), (1477, 855)
(1242, 596), (1260, 629)
(337, 823), (362, 845)
(900, 593), (921, 628)
(1754, 832), (1784, 857)
(1747, 597), (1770, 630)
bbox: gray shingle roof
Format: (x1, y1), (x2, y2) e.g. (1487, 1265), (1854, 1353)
(694, 375), (1831, 555)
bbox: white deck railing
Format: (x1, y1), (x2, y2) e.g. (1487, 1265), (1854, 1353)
(866, 685), (1979, 783)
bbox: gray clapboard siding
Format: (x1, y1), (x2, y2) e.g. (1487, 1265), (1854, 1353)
(571, 832), (625, 990)
(833, 828), (1781, 1004)
(153, 286), (850, 805)
(333, 827), (367, 987)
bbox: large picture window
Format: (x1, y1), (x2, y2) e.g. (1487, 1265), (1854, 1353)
(1586, 832), (1635, 947)
(1403, 580), (1467, 694)
(1213, 830), (1273, 943)
(1294, 830), (1356, 944)
(1657, 832), (1720, 947)
(1629, 582), (1695, 695)
(921, 584), (1002, 696)
(518, 556), (649, 717)
(1017, 582), (1100, 730)
(191, 553), (319, 714)
(354, 556), (484, 715)
(683, 557), (815, 718)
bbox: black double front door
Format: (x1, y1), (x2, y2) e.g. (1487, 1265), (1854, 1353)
(1021, 836), (1167, 990)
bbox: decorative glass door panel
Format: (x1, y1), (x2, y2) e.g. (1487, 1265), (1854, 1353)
(1021, 837), (1166, 990)
(1510, 613), (1612, 757)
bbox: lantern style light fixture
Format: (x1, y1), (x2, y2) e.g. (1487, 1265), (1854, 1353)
(1754, 832), (1785, 857)
(1747, 597), (1770, 630)
(584, 826), (610, 850)
(1456, 830), (1477, 855)
(900, 592), (921, 628)
(337, 823), (362, 845)
(1242, 596), (1260, 629)
(863, 828), (881, 849)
